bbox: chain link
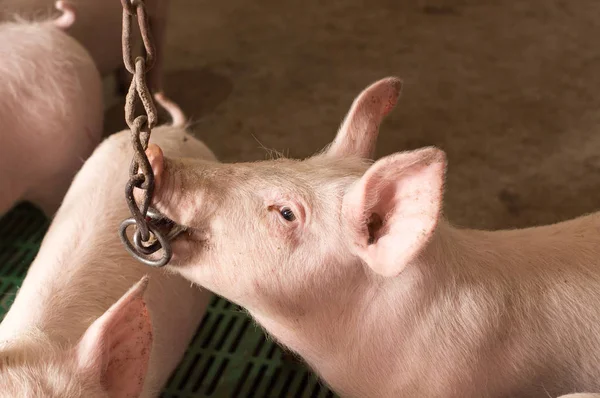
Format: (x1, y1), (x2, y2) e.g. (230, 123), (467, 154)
(118, 0), (173, 267)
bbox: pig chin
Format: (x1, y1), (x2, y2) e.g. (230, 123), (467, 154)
(168, 239), (198, 266)
(168, 231), (208, 267)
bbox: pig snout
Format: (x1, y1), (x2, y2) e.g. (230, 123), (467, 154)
(140, 147), (217, 230)
(146, 143), (166, 191)
(53, 1), (76, 30)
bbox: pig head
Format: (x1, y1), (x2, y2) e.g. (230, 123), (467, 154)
(142, 77), (450, 395)
(142, 77), (434, 310)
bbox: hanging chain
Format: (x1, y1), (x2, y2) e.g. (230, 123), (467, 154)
(118, 0), (173, 267)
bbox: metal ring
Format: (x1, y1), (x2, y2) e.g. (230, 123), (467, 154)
(146, 207), (187, 241)
(119, 218), (172, 267)
(133, 229), (161, 255)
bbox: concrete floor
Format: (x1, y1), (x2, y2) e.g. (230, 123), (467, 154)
(105, 0), (600, 231)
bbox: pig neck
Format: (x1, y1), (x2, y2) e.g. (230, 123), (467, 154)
(250, 217), (600, 394)
(248, 221), (478, 366)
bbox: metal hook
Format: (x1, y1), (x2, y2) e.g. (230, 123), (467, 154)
(119, 217), (171, 267)
(118, 207), (186, 267)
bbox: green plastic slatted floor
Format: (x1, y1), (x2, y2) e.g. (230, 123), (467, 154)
(0, 202), (338, 398)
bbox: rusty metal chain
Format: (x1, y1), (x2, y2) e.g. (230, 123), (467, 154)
(118, 0), (172, 267)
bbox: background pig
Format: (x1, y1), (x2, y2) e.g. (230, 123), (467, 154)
(0, 1), (103, 217)
(0, 95), (215, 397)
(0, 0), (169, 93)
(144, 77), (600, 397)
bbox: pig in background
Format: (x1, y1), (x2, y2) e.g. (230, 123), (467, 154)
(0, 95), (214, 397)
(0, 1), (103, 217)
(0, 0), (170, 93)
(143, 77), (600, 397)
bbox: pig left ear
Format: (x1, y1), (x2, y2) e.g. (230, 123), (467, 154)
(343, 147), (446, 277)
(324, 77), (403, 159)
(73, 276), (153, 396)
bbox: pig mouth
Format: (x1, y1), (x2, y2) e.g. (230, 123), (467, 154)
(165, 229), (211, 266)
(121, 208), (198, 267)
(141, 209), (210, 262)
(173, 227), (208, 246)
(144, 208), (188, 242)
(129, 208), (189, 258)
(160, 221), (210, 260)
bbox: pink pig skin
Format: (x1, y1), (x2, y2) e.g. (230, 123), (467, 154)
(144, 77), (600, 397)
(0, 4), (103, 217)
(0, 0), (169, 92)
(0, 96), (216, 397)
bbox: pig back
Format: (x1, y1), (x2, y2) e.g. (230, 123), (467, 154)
(0, 20), (103, 215)
(0, 0), (145, 77)
(0, 127), (215, 395)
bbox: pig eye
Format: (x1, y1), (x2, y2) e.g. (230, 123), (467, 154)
(279, 207), (296, 222)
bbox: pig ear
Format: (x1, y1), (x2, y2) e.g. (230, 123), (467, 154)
(325, 77), (403, 159)
(343, 147), (446, 277)
(74, 276), (153, 396)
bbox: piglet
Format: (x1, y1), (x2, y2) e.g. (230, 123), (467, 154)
(143, 77), (600, 397)
(0, 1), (103, 216)
(0, 94), (215, 397)
(0, 0), (169, 93)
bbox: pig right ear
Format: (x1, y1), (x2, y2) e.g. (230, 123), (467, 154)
(73, 276), (153, 397)
(324, 77), (402, 159)
(343, 147), (446, 277)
